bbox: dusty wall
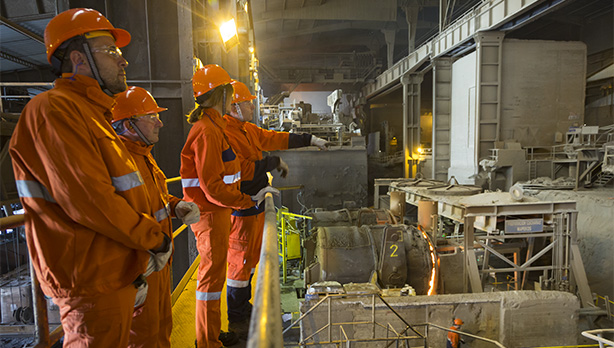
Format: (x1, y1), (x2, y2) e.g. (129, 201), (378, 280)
(270, 147), (368, 213)
(500, 39), (586, 146)
(299, 291), (579, 347)
(533, 189), (614, 301)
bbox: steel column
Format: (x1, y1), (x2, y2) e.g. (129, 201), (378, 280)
(474, 31), (504, 160)
(401, 72), (423, 178)
(432, 57), (453, 181)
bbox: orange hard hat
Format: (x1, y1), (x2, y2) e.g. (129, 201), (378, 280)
(44, 8), (131, 63)
(112, 86), (167, 122)
(454, 318), (464, 325)
(192, 64), (232, 99)
(230, 80), (256, 104)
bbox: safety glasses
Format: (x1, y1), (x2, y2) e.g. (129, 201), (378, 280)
(133, 114), (161, 122)
(91, 46), (123, 59)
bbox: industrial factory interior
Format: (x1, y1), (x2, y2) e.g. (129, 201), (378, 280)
(0, 0), (613, 347)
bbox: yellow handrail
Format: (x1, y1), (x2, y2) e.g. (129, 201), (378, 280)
(171, 255), (200, 306)
(166, 176), (182, 184)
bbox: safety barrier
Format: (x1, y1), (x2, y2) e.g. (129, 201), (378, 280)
(247, 193), (284, 347)
(594, 294), (614, 320)
(581, 329), (614, 348)
(278, 209), (312, 283)
(282, 292), (506, 347)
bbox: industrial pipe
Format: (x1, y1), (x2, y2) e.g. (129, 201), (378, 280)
(247, 193), (283, 347)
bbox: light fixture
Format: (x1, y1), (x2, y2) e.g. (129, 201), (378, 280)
(219, 18), (238, 51)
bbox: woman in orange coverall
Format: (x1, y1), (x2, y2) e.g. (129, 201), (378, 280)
(223, 80), (330, 338)
(180, 65), (277, 348)
(112, 86), (200, 348)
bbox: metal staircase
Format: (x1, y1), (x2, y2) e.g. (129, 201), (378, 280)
(593, 171), (614, 187)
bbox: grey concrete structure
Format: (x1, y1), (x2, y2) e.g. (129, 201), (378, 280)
(299, 291), (580, 347)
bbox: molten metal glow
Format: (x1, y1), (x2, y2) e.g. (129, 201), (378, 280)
(418, 225), (438, 296)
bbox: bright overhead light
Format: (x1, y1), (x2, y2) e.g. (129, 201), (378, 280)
(220, 18), (237, 43)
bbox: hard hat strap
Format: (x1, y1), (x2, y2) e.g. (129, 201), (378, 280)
(81, 39), (114, 96)
(128, 118), (154, 146)
(222, 89), (227, 115)
(234, 104), (244, 121)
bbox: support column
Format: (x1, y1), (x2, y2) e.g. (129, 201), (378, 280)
(432, 57), (453, 181)
(382, 29), (395, 69)
(464, 215), (483, 293)
(402, 3), (419, 53)
(177, 0), (195, 139)
(474, 31), (504, 161)
(401, 72), (423, 178)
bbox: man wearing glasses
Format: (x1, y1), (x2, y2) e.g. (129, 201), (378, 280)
(10, 9), (168, 347)
(111, 86), (200, 348)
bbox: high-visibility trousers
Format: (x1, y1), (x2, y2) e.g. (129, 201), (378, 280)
(226, 212), (264, 323)
(54, 284), (137, 348)
(129, 263), (172, 348)
(195, 209), (232, 348)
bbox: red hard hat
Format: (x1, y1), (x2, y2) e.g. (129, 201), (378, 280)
(44, 8), (131, 63)
(192, 64), (232, 98)
(230, 80), (256, 104)
(112, 86), (167, 122)
(454, 318), (464, 325)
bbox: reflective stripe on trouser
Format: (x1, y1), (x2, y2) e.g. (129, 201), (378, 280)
(129, 263), (172, 348)
(195, 209), (232, 348)
(226, 212), (264, 323)
(54, 284), (137, 348)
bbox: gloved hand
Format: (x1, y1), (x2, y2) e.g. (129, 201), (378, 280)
(145, 234), (173, 276)
(310, 136), (331, 150)
(175, 200), (200, 225)
(277, 158), (289, 178)
(133, 275), (148, 308)
(250, 186), (280, 207)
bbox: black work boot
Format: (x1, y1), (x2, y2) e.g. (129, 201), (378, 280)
(219, 331), (239, 347)
(228, 318), (250, 340)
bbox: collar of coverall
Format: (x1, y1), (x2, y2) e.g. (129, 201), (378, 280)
(121, 135), (154, 155)
(57, 73), (115, 112)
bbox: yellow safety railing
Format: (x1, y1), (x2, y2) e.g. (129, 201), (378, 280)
(278, 209), (312, 283)
(594, 294), (614, 318)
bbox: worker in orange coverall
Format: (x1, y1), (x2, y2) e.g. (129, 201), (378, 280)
(447, 318), (465, 348)
(9, 8), (171, 348)
(111, 86), (201, 348)
(223, 80), (330, 338)
(180, 65), (279, 348)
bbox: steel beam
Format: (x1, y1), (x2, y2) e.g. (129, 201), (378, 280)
(0, 15), (44, 44)
(0, 51), (39, 69)
(363, 0), (559, 99)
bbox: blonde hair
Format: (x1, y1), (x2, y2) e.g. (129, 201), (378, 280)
(187, 84), (233, 124)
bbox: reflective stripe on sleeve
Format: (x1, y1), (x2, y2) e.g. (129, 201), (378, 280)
(195, 290), (221, 301)
(15, 180), (56, 203)
(226, 278), (250, 288)
(251, 268), (256, 275)
(181, 178), (200, 188)
(154, 207), (169, 222)
(223, 171), (241, 184)
(111, 171), (144, 192)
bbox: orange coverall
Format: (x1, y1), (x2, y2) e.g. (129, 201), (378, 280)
(9, 74), (165, 348)
(447, 326), (461, 348)
(181, 108), (255, 348)
(223, 115), (312, 324)
(121, 138), (180, 348)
